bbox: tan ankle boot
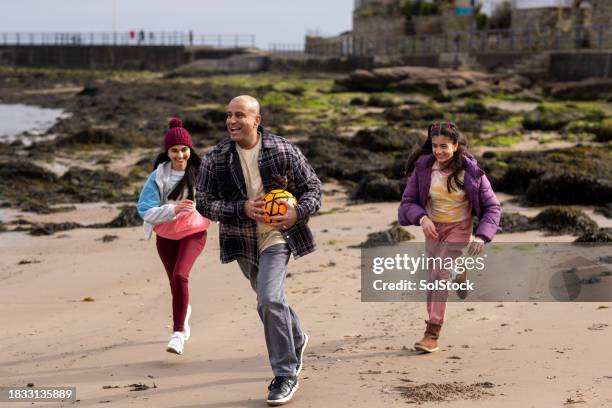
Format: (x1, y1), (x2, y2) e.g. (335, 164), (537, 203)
(414, 320), (442, 353)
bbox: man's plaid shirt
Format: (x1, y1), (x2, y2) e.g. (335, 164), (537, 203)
(195, 126), (322, 266)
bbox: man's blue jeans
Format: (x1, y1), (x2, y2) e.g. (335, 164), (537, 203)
(237, 244), (305, 377)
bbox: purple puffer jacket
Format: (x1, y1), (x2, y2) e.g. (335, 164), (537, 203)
(398, 153), (501, 242)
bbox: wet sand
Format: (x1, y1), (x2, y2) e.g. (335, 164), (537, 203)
(1, 187), (611, 407)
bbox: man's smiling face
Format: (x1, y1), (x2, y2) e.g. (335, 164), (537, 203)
(226, 97), (261, 148)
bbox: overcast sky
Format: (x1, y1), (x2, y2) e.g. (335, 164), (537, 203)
(0, 0), (354, 48)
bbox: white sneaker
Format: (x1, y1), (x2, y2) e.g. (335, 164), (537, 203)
(183, 304), (192, 341)
(166, 331), (185, 355)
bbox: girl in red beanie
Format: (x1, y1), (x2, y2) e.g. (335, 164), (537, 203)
(137, 118), (209, 355)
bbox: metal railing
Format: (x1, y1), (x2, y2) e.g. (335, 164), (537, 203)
(269, 43), (307, 57)
(271, 25), (612, 57)
(0, 31), (256, 48)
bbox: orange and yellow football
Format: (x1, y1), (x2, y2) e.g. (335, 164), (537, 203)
(263, 189), (297, 224)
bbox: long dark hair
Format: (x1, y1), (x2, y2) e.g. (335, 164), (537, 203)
(152, 148), (202, 201)
(405, 121), (468, 193)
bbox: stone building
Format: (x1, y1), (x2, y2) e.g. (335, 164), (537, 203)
(352, 0), (406, 39)
(509, 0), (612, 50)
(589, 0), (612, 27)
(305, 0), (477, 55)
(352, 0), (475, 37)
(510, 0), (612, 32)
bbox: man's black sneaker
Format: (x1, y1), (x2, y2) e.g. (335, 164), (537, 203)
(266, 376), (299, 406)
(295, 332), (309, 377)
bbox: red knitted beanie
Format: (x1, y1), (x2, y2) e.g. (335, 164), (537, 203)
(164, 118), (193, 151)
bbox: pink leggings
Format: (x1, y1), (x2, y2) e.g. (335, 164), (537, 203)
(156, 230), (207, 332)
(425, 218), (472, 325)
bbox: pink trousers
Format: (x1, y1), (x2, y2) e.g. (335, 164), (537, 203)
(425, 218), (472, 324)
(156, 230), (207, 332)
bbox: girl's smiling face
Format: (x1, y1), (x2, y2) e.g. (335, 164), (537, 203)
(168, 144), (191, 171)
(431, 135), (458, 165)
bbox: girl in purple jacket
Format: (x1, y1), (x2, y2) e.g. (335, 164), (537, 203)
(398, 122), (501, 353)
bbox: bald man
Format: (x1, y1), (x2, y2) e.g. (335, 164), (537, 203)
(196, 95), (321, 405)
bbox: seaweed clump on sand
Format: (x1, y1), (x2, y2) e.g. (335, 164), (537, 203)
(352, 173), (406, 202)
(480, 146), (612, 206)
(29, 222), (83, 236)
(89, 206), (142, 228)
(0, 160), (57, 184)
(358, 222), (415, 248)
(474, 208), (600, 238)
(595, 203), (612, 219)
(0, 161), (60, 213)
(0, 161), (136, 213)
(532, 207), (598, 235)
(497, 212), (532, 233)
(574, 228), (612, 243)
(58, 167), (132, 203)
(28, 206), (142, 236)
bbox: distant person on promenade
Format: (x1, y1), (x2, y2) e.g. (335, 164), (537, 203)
(398, 122), (501, 353)
(137, 118), (210, 355)
(196, 95), (321, 406)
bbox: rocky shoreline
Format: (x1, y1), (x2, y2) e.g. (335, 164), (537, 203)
(0, 66), (610, 241)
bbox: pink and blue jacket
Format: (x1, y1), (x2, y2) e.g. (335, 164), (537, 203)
(398, 153), (501, 242)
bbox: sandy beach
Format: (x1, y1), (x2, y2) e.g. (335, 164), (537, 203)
(1, 0), (611, 403)
(2, 186), (611, 408)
